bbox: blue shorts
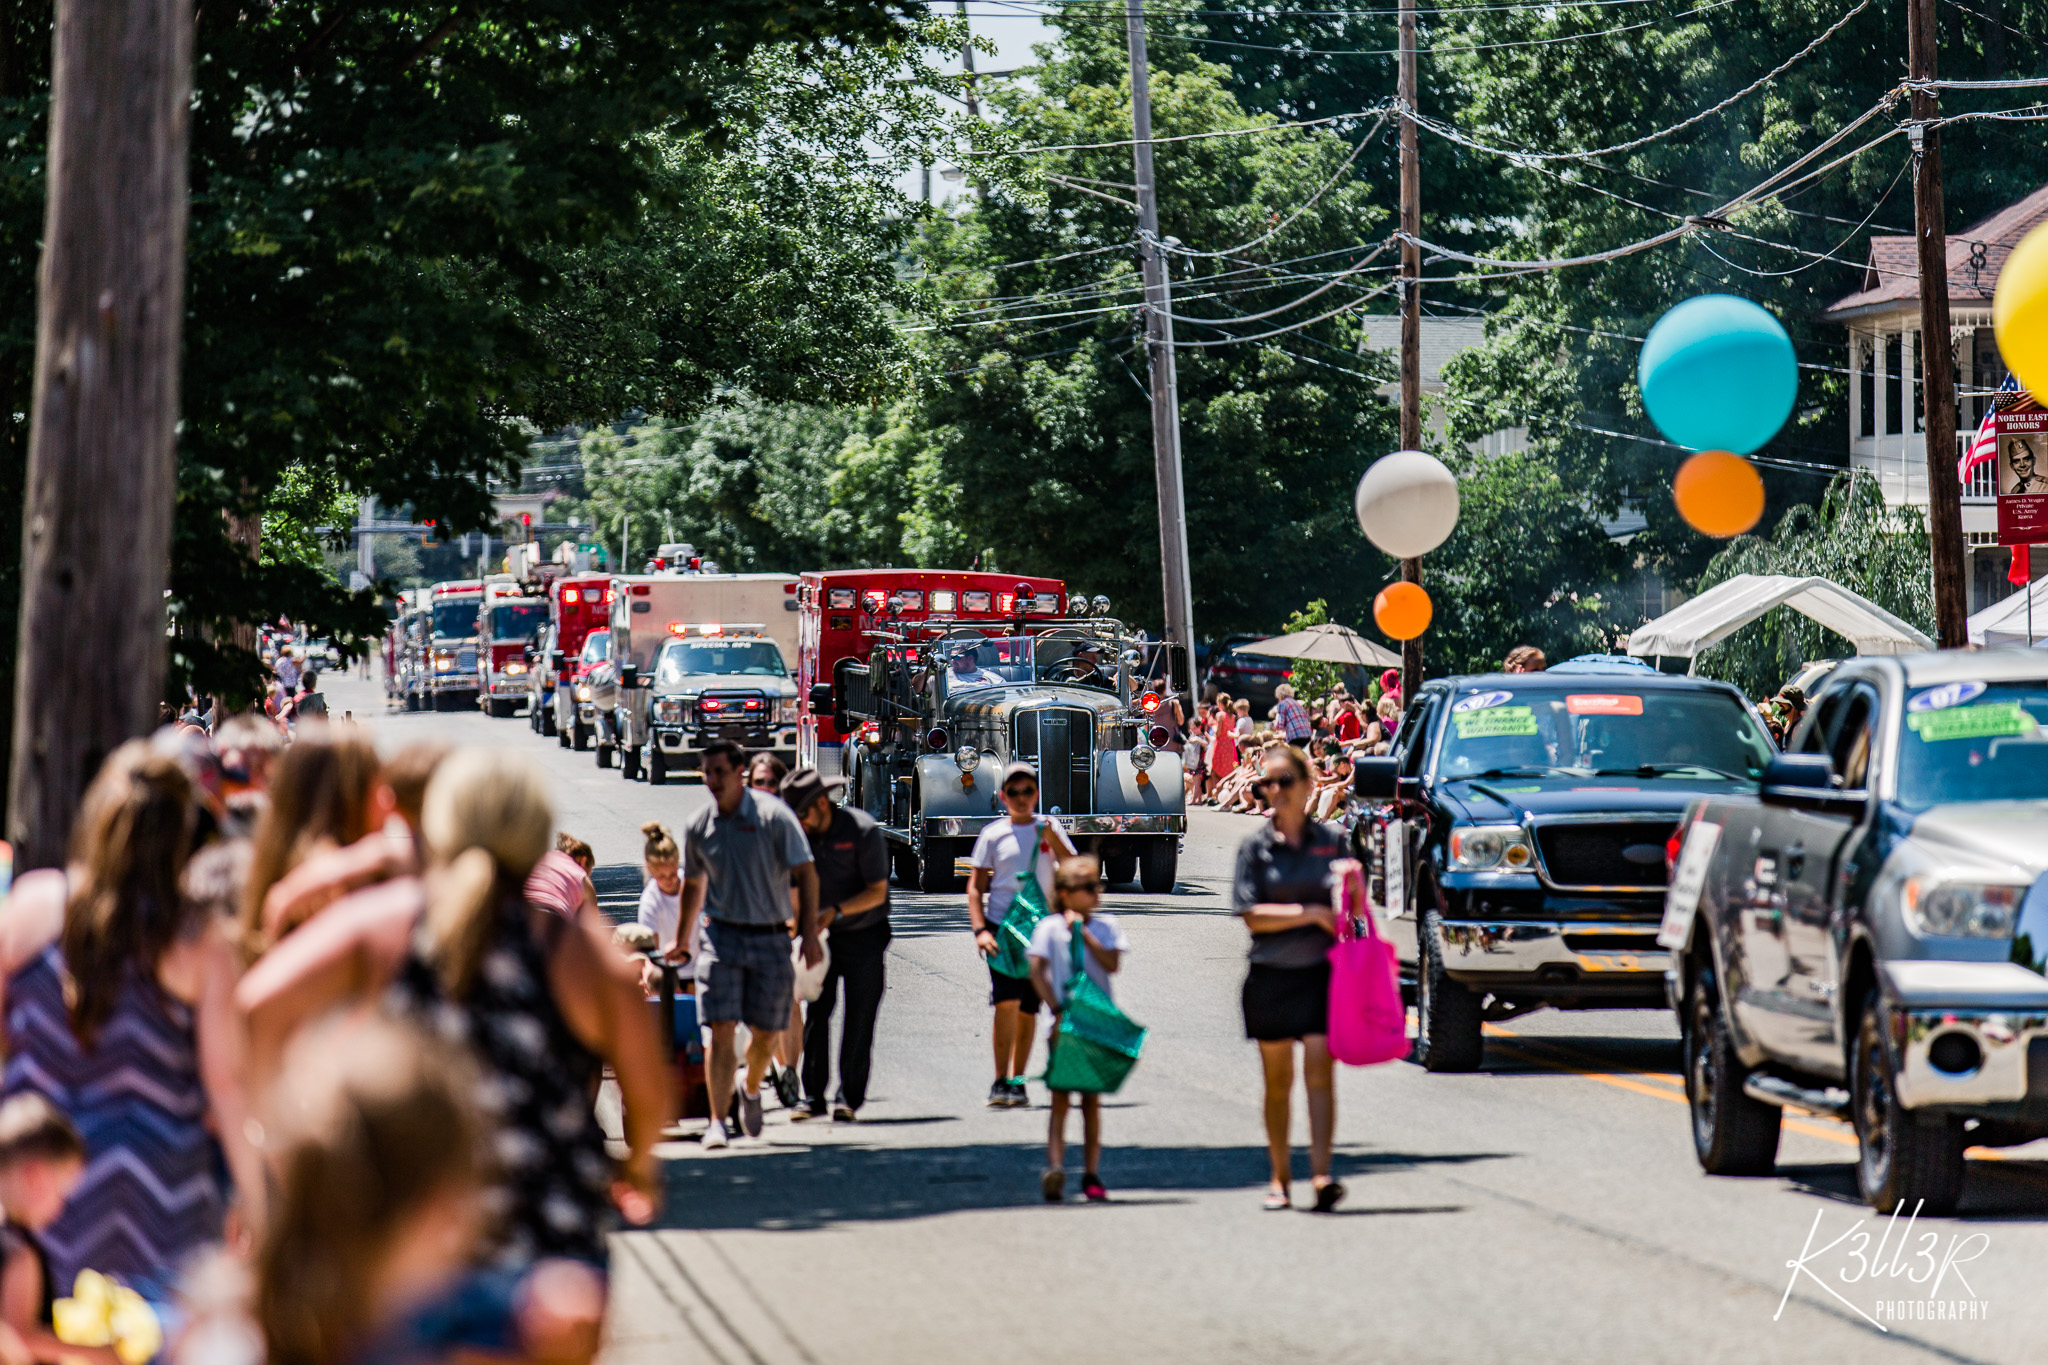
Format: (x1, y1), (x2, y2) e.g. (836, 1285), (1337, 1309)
(700, 920), (795, 1031)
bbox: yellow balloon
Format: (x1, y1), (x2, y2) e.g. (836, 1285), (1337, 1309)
(1673, 449), (1764, 538)
(1995, 221), (2048, 395)
(1374, 581), (1433, 640)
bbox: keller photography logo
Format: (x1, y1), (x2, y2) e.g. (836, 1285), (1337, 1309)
(1776, 1203), (1991, 1328)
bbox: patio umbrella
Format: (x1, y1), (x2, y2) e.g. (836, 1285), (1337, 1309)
(1235, 623), (1400, 670)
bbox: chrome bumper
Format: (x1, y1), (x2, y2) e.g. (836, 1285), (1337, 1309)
(922, 814), (1186, 838)
(653, 728), (796, 754)
(1435, 919), (1668, 980)
(485, 679), (527, 696)
(1895, 1009), (2048, 1107)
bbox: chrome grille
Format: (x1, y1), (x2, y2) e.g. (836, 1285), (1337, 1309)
(457, 647), (477, 672)
(1013, 707), (1095, 817)
(1533, 821), (1675, 889)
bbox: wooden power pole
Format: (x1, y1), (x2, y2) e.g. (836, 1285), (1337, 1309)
(1397, 0), (1424, 700)
(8, 0), (191, 869)
(1125, 0), (1197, 662)
(1909, 0), (1968, 648)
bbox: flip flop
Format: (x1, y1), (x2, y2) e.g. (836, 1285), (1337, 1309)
(1263, 1188), (1291, 1211)
(1313, 1180), (1347, 1213)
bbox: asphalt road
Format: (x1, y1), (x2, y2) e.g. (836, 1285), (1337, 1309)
(328, 668), (2048, 1365)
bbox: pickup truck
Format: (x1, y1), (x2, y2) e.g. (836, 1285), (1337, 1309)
(1353, 669), (1777, 1072)
(1663, 650), (2048, 1214)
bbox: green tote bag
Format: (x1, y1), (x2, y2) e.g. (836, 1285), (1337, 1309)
(1042, 923), (1148, 1095)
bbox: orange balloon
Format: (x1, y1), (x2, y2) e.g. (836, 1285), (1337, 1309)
(1673, 449), (1764, 537)
(1374, 581), (1433, 640)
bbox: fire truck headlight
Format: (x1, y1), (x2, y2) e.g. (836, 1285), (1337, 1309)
(576, 684), (592, 702)
(954, 745), (978, 773)
(1131, 744), (1158, 771)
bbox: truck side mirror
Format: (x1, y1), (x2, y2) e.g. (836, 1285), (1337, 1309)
(808, 683), (834, 712)
(1352, 756), (1398, 800)
(620, 664), (639, 689)
(1762, 754), (1832, 792)
(551, 652), (567, 670)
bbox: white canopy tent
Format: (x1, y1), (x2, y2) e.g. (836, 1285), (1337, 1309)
(1235, 622), (1402, 669)
(1967, 575), (2048, 648)
(1626, 574), (1933, 669)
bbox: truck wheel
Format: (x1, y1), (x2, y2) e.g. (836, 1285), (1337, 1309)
(488, 698), (512, 719)
(622, 745), (642, 781)
(919, 842), (956, 894)
(1414, 910), (1484, 1072)
(573, 722), (589, 752)
(596, 743), (612, 770)
(649, 749), (668, 786)
(404, 692), (419, 713)
(1684, 963), (1781, 1176)
(1853, 988), (1965, 1214)
(1104, 854), (1138, 887)
(1138, 841), (1178, 894)
(541, 704), (558, 737)
(892, 842), (920, 889)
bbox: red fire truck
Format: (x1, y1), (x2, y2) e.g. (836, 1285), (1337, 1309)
(532, 574), (614, 742)
(796, 569), (1068, 774)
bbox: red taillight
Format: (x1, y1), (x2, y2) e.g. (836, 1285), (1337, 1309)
(702, 699), (722, 712)
(1140, 691), (1161, 713)
(744, 698), (762, 710)
(1146, 724), (1171, 747)
(1665, 826), (1685, 874)
(563, 588), (579, 605)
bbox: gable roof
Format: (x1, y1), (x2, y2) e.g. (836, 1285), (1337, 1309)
(1825, 182), (2048, 321)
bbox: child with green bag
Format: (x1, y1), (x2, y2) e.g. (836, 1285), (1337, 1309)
(1028, 855), (1132, 1203)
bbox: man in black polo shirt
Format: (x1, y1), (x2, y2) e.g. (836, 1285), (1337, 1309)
(782, 767), (891, 1121)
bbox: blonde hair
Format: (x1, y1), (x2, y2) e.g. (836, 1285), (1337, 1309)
(1234, 699), (1251, 715)
(1274, 683), (1295, 700)
(1377, 695), (1399, 720)
(642, 821), (679, 864)
(256, 1017), (481, 1365)
(419, 749), (553, 999)
(1053, 855), (1101, 896)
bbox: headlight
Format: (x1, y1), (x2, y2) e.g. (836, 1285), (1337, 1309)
(1131, 744), (1157, 770)
(778, 697), (798, 725)
(657, 699), (684, 723)
(1449, 824), (1535, 871)
(503, 662), (526, 675)
(955, 744), (978, 773)
(575, 684), (592, 701)
(1903, 878), (2024, 938)
(434, 655), (453, 672)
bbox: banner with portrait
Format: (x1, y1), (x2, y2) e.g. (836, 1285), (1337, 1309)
(1997, 402), (2048, 545)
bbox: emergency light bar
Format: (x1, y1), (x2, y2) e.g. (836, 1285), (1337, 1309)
(665, 622), (768, 637)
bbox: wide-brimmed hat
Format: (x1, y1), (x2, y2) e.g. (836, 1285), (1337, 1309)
(779, 767), (848, 817)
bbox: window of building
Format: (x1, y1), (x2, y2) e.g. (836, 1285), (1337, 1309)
(1859, 336), (1875, 438)
(1912, 330), (1924, 434)
(1884, 332), (1903, 435)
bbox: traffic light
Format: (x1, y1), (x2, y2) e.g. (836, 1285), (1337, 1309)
(422, 519), (440, 547)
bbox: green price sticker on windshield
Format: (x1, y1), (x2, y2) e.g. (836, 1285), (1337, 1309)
(1453, 705), (1538, 739)
(1905, 702), (2036, 743)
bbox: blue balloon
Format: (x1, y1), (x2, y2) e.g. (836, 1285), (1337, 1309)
(1638, 294), (1797, 455)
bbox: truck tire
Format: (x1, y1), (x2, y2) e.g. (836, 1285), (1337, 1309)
(596, 742), (612, 770)
(892, 842), (920, 889)
(404, 691), (419, 713)
(1414, 910), (1484, 1072)
(1104, 854), (1138, 887)
(1138, 841), (1178, 894)
(649, 749), (668, 786)
(1853, 988), (1966, 1214)
(1684, 963), (1781, 1176)
(919, 841), (956, 894)
(541, 703), (557, 737)
(573, 722), (590, 752)
(488, 698), (512, 719)
(622, 745), (642, 781)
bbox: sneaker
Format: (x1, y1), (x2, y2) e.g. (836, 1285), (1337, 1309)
(702, 1120), (730, 1150)
(988, 1080), (1012, 1108)
(1005, 1079), (1031, 1108)
(790, 1102), (828, 1122)
(1041, 1168), (1066, 1203)
(1082, 1174), (1108, 1203)
(832, 1103), (858, 1122)
(772, 1065), (802, 1111)
(740, 1089), (765, 1138)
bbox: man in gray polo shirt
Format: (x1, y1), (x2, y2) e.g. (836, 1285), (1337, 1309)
(679, 739), (821, 1146)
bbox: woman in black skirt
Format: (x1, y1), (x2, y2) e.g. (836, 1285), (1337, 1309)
(1233, 744), (1347, 1212)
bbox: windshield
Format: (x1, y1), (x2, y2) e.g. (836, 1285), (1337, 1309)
(656, 639), (788, 686)
(579, 632), (611, 665)
(431, 601), (478, 639)
(1897, 680), (2048, 810)
(490, 602), (546, 640)
(1437, 687), (1774, 781)
(938, 636), (1035, 693)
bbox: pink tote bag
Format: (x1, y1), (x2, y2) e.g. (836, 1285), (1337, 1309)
(1326, 858), (1407, 1066)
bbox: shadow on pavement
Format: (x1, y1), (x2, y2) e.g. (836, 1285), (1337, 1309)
(1476, 1032), (1683, 1078)
(656, 1141), (1503, 1231)
(1777, 1159), (2048, 1220)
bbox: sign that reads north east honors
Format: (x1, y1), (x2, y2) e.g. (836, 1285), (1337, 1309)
(1998, 405), (2048, 545)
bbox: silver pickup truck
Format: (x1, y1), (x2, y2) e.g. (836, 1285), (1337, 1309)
(1661, 650), (2048, 1214)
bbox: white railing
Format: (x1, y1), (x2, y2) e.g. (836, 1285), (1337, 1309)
(1959, 432), (1998, 500)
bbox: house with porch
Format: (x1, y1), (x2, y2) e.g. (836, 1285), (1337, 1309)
(1823, 183), (2048, 613)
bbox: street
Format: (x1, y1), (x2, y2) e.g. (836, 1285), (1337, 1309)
(325, 668), (2048, 1365)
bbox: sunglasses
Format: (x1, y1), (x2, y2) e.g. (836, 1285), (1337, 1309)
(1003, 785), (1038, 799)
(1256, 774), (1300, 792)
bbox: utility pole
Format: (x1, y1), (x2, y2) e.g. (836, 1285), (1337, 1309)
(1125, 0), (1197, 665)
(1397, 0), (1424, 700)
(9, 0), (191, 869)
(1909, 0), (1968, 648)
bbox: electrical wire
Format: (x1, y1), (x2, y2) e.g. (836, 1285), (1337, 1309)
(1169, 110), (1391, 257)
(960, 107), (1387, 157)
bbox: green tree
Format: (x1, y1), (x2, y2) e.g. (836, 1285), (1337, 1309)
(1277, 599), (1342, 699)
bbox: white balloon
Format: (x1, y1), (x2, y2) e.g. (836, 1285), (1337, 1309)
(1355, 450), (1460, 559)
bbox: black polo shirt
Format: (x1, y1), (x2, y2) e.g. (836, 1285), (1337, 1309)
(1231, 819), (1346, 968)
(810, 804), (891, 936)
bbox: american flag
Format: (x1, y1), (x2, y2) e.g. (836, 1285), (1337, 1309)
(1958, 373), (2022, 485)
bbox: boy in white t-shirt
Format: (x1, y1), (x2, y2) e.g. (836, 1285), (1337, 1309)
(1028, 854), (1129, 1203)
(966, 763), (1077, 1109)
